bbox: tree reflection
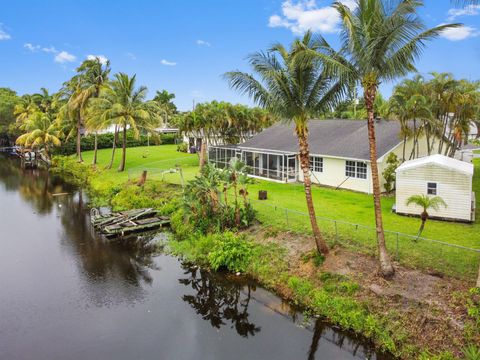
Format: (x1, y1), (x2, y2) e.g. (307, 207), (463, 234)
(179, 265), (261, 337)
(307, 318), (382, 360)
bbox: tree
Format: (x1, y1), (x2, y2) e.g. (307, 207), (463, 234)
(405, 195), (447, 238)
(317, 0), (459, 276)
(15, 111), (61, 159)
(153, 90), (177, 117)
(0, 88), (20, 145)
(89, 73), (161, 172)
(381, 153), (399, 193)
(225, 31), (347, 255)
(74, 57), (111, 165)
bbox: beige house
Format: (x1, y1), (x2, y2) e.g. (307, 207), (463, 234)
(395, 154), (475, 222)
(208, 119), (432, 194)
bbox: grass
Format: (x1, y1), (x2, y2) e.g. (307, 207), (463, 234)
(78, 145), (199, 187)
(78, 145), (480, 278)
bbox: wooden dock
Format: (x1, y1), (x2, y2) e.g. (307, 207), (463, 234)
(91, 208), (170, 237)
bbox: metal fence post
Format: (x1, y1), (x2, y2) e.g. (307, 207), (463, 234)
(334, 220), (338, 242)
(285, 209), (289, 227)
(396, 232), (399, 261)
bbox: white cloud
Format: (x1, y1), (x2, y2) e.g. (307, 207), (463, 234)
(55, 51), (76, 63)
(87, 54), (108, 64)
(161, 59), (176, 66)
(42, 46), (57, 53)
(0, 24), (11, 40)
(24, 43), (40, 52)
(440, 25), (480, 41)
(268, 0), (356, 34)
(126, 52), (136, 60)
(447, 5), (480, 21)
(196, 39), (211, 47)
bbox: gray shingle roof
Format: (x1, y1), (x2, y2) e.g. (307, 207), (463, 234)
(238, 119), (404, 161)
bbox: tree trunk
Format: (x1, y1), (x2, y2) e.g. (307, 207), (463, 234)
(137, 170), (147, 186)
(76, 123), (83, 163)
(118, 126), (127, 172)
(417, 212), (427, 239)
(106, 126), (118, 170)
(92, 132), (98, 166)
(199, 138), (207, 171)
(364, 83), (395, 278)
(297, 127), (329, 255)
(402, 132), (407, 162)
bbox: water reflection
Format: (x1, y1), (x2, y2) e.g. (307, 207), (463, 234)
(179, 265), (261, 337)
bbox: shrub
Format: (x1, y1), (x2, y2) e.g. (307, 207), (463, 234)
(208, 232), (255, 273)
(382, 152), (399, 193)
(177, 142), (188, 153)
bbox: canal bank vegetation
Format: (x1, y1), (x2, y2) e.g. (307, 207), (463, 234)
(48, 151), (480, 359)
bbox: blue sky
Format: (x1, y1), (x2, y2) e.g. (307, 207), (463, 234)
(0, 0), (479, 111)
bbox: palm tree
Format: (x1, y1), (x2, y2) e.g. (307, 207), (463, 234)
(15, 111), (61, 159)
(405, 195), (447, 238)
(89, 73), (161, 172)
(315, 0), (459, 276)
(74, 57), (111, 165)
(225, 32), (347, 255)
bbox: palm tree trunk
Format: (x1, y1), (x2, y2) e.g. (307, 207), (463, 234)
(106, 126), (118, 170)
(118, 126), (127, 172)
(92, 132), (98, 166)
(364, 83), (394, 278)
(417, 217), (427, 239)
(297, 128), (329, 255)
(76, 125), (83, 163)
(199, 138), (207, 171)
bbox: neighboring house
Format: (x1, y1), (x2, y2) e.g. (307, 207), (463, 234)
(208, 119), (433, 193)
(395, 154), (475, 222)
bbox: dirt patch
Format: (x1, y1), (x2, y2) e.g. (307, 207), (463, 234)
(244, 225), (476, 357)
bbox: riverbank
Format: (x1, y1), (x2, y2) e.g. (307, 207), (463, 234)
(50, 152), (480, 359)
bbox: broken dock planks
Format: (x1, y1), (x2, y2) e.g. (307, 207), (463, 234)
(90, 208), (170, 237)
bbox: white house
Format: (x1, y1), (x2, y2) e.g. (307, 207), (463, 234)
(395, 154), (475, 222)
(208, 119), (433, 194)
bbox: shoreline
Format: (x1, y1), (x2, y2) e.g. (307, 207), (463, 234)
(50, 155), (480, 360)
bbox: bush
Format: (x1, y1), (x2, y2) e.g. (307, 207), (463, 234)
(177, 142), (188, 153)
(208, 232), (255, 273)
(53, 130), (179, 155)
(382, 153), (399, 193)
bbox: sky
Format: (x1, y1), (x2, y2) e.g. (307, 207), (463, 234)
(0, 0), (479, 111)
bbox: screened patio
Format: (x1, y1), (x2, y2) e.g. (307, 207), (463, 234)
(208, 145), (298, 182)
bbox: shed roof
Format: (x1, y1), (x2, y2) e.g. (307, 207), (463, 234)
(238, 119), (404, 161)
(396, 154), (474, 176)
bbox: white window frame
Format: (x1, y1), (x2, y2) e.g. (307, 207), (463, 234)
(427, 182), (437, 195)
(345, 160), (367, 179)
(309, 156), (323, 173)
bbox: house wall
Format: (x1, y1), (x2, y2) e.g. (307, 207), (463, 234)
(395, 164), (473, 221)
(299, 157), (373, 193)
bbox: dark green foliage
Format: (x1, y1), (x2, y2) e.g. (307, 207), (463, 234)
(182, 161), (256, 233)
(382, 153), (399, 193)
(208, 232), (255, 273)
(53, 130), (177, 155)
(50, 156), (92, 186)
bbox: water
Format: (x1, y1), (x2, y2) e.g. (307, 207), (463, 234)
(0, 156), (387, 360)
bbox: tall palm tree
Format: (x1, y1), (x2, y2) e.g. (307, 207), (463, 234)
(405, 195), (447, 238)
(225, 32), (347, 255)
(74, 57), (111, 165)
(316, 0), (459, 276)
(89, 73), (161, 172)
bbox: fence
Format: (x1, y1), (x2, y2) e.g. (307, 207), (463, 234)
(249, 199), (480, 281)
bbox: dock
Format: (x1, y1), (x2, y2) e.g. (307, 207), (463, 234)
(90, 208), (170, 237)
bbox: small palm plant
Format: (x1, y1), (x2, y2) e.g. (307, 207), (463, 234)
(405, 194), (447, 238)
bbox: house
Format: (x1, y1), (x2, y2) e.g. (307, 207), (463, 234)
(208, 119), (433, 193)
(395, 154), (475, 222)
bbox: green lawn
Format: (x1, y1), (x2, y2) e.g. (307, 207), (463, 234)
(79, 145), (480, 278)
(80, 145), (199, 187)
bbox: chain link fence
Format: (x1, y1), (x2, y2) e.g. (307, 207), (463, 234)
(250, 199), (480, 281)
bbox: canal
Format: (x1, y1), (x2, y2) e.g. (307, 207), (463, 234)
(0, 156), (386, 360)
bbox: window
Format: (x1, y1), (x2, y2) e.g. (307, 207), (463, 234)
(345, 161), (367, 179)
(427, 182), (437, 195)
(310, 156), (323, 173)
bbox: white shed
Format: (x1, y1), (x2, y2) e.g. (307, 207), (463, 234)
(395, 154), (475, 222)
